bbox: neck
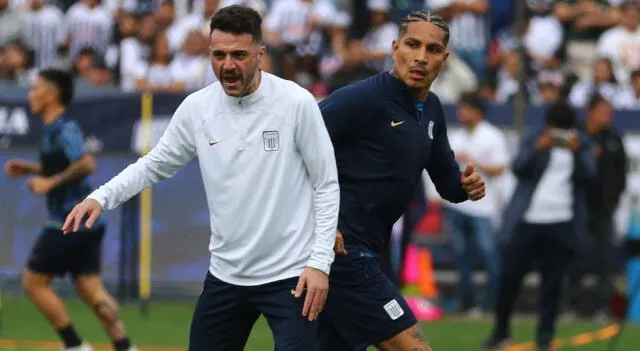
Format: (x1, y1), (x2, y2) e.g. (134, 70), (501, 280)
(41, 105), (65, 125)
(390, 68), (430, 100)
(31, 4), (43, 10)
(624, 23), (638, 32)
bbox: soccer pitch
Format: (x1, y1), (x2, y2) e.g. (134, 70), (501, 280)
(0, 295), (638, 351)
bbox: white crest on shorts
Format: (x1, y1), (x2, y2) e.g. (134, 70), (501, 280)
(383, 299), (404, 320)
(428, 121), (434, 140)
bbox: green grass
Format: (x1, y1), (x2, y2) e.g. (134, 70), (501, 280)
(0, 295), (638, 350)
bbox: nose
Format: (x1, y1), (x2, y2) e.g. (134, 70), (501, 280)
(414, 48), (429, 65)
(221, 55), (236, 71)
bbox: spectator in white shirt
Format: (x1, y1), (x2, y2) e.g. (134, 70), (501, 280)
(616, 69), (640, 108)
(26, 0), (64, 70)
(61, 0), (113, 61)
(135, 33), (185, 92)
(524, 0), (564, 73)
(174, 0), (220, 43)
(361, 0), (398, 72)
(119, 14), (157, 91)
(596, 0), (640, 84)
(443, 92), (507, 318)
(429, 0), (490, 82)
(569, 56), (627, 108)
(170, 30), (215, 91)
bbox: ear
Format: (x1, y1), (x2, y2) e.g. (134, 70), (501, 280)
(391, 40), (398, 62)
(257, 45), (266, 66)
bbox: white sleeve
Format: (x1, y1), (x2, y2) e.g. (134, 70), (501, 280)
(294, 91), (340, 275)
(596, 30), (615, 59)
(88, 97), (198, 210)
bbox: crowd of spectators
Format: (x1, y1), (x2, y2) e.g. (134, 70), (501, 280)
(0, 0), (639, 108)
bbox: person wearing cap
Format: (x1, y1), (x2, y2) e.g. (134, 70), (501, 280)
(535, 70), (566, 105)
(443, 92), (508, 319)
(483, 102), (595, 351)
(362, 0), (399, 72)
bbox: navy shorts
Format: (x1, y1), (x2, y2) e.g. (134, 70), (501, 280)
(27, 225), (105, 277)
(189, 271), (319, 351)
(319, 247), (417, 350)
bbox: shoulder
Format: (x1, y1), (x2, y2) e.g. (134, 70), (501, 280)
(66, 3), (85, 16)
(58, 119), (84, 140)
(263, 73), (317, 108)
(320, 74), (379, 109)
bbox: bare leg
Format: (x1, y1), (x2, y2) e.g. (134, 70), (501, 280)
(22, 269), (70, 328)
(375, 324), (433, 351)
(73, 275), (128, 341)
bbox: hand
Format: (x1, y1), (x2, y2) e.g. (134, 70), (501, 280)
(5, 159), (33, 177)
(535, 129), (554, 150)
(461, 164), (485, 201)
(293, 267), (329, 321)
(565, 131), (580, 152)
(334, 231), (347, 255)
(62, 198), (103, 234)
(28, 176), (55, 196)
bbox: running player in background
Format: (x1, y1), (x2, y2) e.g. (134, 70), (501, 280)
(319, 11), (486, 351)
(4, 69), (137, 351)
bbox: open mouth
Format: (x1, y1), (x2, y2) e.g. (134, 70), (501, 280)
(222, 75), (241, 88)
(409, 69), (427, 80)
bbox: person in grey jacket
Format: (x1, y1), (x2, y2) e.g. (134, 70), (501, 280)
(483, 102), (596, 351)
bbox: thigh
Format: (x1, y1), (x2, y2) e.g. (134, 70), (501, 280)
(69, 225), (106, 277)
(321, 251), (417, 350)
(189, 272), (259, 351)
(252, 277), (319, 351)
(27, 227), (70, 276)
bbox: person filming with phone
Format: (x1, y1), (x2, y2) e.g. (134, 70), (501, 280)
(483, 102), (596, 351)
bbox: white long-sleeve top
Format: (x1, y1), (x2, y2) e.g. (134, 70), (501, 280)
(88, 72), (340, 286)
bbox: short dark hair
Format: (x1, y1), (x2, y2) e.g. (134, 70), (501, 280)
(545, 101), (576, 129)
(39, 69), (74, 107)
(587, 93), (611, 111)
(398, 11), (450, 46)
(209, 5), (262, 42)
(459, 92), (485, 114)
(631, 69), (640, 81)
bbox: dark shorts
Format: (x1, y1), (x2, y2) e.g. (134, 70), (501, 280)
(27, 225), (105, 277)
(189, 271), (319, 351)
(319, 247), (417, 350)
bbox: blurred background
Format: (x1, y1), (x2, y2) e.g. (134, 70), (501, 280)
(1, 0), (640, 349)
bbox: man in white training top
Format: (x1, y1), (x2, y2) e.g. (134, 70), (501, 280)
(62, 5), (340, 350)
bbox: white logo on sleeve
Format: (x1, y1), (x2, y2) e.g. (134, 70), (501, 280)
(383, 299), (404, 320)
(428, 121), (434, 140)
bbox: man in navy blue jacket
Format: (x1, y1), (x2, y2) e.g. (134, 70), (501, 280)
(483, 102), (595, 351)
(319, 10), (486, 351)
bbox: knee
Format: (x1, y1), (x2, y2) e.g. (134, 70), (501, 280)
(21, 272), (42, 296)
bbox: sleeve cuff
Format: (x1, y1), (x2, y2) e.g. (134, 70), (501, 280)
(306, 256), (333, 276)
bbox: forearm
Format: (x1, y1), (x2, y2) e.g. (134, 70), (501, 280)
(49, 156), (94, 188)
(88, 155), (160, 211)
(28, 162), (42, 175)
(307, 175), (340, 274)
